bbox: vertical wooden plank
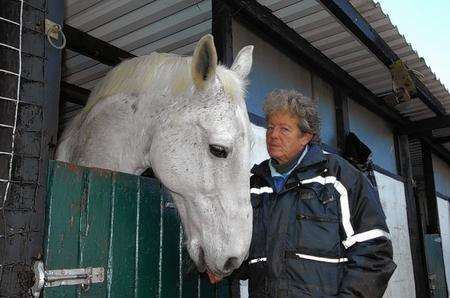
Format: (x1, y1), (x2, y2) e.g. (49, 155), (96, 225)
(334, 86), (349, 151)
(421, 140), (439, 233)
(182, 245), (199, 298)
(200, 274), (216, 297)
(79, 168), (113, 297)
(424, 234), (449, 297)
(43, 162), (84, 297)
(107, 172), (138, 296)
(160, 189), (181, 297)
(395, 134), (429, 297)
(215, 279), (230, 298)
(135, 177), (161, 298)
(212, 0), (233, 67)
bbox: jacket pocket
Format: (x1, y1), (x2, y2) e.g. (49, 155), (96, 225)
(291, 212), (341, 257)
(247, 259), (269, 297)
(297, 183), (340, 218)
(285, 257), (343, 297)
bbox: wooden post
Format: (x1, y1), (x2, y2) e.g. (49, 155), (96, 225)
(421, 140), (439, 234)
(395, 134), (429, 297)
(0, 0), (63, 295)
(212, 0), (233, 67)
(334, 86), (349, 151)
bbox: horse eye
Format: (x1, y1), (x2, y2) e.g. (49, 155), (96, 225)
(209, 144), (228, 158)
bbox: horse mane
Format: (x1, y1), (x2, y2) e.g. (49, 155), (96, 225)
(84, 52), (247, 113)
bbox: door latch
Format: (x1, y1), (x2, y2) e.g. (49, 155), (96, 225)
(31, 261), (104, 297)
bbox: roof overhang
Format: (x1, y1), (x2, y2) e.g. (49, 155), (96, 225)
(60, 0), (450, 163)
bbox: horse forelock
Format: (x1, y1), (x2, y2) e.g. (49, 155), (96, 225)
(216, 65), (247, 103)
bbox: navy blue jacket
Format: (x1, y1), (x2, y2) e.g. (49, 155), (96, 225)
(237, 144), (396, 297)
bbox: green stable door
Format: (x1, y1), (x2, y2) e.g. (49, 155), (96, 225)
(39, 161), (230, 297)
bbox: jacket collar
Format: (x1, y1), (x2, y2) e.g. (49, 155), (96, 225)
(252, 143), (327, 183)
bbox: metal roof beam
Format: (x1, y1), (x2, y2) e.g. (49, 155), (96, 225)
(60, 81), (90, 106)
(434, 136), (450, 144)
(318, 0), (446, 116)
(64, 24), (136, 66)
(399, 115), (450, 135)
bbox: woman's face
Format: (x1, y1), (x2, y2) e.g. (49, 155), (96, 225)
(266, 110), (313, 164)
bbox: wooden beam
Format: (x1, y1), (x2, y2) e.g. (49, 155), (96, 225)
(412, 76), (447, 116)
(318, 0), (446, 116)
(394, 134), (429, 297)
(420, 136), (450, 165)
(212, 0), (233, 67)
(60, 81), (90, 106)
(434, 136), (450, 144)
(63, 24), (135, 66)
(399, 115), (450, 135)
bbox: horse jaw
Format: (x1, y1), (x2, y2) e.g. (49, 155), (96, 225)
(148, 98), (253, 277)
(167, 186), (252, 278)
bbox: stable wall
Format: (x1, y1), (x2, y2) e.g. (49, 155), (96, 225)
(313, 75), (337, 148)
(348, 100), (397, 174)
(232, 20), (312, 116)
(232, 20), (338, 149)
(375, 172), (416, 298)
(433, 154), (450, 294)
(437, 196), (450, 296)
(433, 154), (450, 197)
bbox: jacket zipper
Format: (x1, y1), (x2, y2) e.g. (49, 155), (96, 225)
(296, 213), (339, 223)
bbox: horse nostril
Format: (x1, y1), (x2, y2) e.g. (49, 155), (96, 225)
(223, 257), (240, 272)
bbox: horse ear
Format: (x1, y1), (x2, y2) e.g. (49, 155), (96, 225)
(191, 34), (217, 90)
(231, 45), (254, 78)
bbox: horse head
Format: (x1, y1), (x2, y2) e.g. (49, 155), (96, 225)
(57, 34), (254, 279)
(148, 35), (254, 278)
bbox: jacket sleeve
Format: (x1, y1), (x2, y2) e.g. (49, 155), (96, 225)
(339, 170), (397, 297)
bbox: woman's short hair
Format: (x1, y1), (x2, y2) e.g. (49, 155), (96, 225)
(263, 89), (321, 143)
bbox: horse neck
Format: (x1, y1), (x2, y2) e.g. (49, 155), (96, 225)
(68, 93), (152, 175)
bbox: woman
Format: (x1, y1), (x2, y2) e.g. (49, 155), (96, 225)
(237, 89), (396, 297)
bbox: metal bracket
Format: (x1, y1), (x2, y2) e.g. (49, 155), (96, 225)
(44, 18), (66, 49)
(45, 19), (59, 40)
(31, 261), (104, 297)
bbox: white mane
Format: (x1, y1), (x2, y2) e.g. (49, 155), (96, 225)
(84, 52), (247, 113)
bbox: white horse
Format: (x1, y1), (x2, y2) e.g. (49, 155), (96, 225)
(56, 35), (254, 279)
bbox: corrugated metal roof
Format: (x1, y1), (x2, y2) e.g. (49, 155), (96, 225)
(63, 0), (211, 90)
(260, 0), (449, 122)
